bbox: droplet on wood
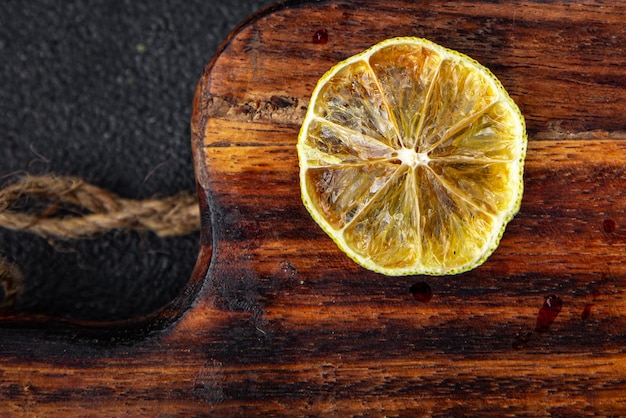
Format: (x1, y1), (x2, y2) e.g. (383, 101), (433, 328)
(603, 218), (616, 233)
(312, 29), (328, 44)
(535, 294), (562, 332)
(409, 282), (432, 303)
(581, 303), (593, 321)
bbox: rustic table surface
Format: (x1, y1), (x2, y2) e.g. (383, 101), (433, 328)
(2, 0), (626, 415)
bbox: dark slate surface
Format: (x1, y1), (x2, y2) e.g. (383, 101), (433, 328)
(0, 0), (276, 321)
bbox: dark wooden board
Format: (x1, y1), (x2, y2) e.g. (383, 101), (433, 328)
(1, 0), (626, 415)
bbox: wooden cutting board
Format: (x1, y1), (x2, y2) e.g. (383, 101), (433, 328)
(1, 0), (625, 415)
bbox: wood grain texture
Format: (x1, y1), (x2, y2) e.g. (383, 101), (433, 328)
(1, 0), (626, 415)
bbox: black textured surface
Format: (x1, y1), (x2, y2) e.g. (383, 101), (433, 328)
(0, 0), (276, 321)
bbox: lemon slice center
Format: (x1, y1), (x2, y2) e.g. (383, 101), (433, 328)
(397, 147), (429, 168)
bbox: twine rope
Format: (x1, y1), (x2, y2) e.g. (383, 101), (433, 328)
(0, 175), (201, 239)
(0, 256), (22, 309)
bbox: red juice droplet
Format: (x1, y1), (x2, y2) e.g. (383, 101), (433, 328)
(603, 219), (616, 233)
(581, 303), (593, 321)
(410, 282), (432, 303)
(312, 29), (328, 44)
(535, 294), (562, 333)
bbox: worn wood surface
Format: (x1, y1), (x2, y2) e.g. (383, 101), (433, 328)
(1, 0), (626, 415)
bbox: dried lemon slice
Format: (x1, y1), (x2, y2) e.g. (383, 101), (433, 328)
(297, 37), (526, 276)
